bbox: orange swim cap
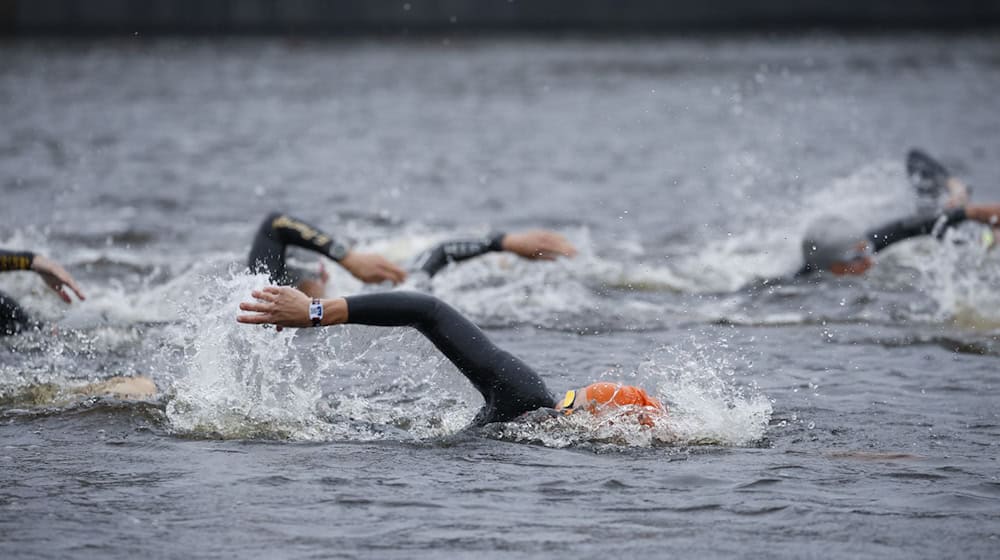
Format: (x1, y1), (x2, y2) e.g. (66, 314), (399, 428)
(581, 382), (664, 411)
(559, 382), (665, 425)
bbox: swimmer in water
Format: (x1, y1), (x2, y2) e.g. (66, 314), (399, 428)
(248, 212), (577, 298)
(236, 288), (663, 426)
(798, 149), (1000, 276)
(0, 250), (85, 335)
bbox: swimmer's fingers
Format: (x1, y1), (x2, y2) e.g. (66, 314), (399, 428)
(236, 312), (272, 325)
(31, 255), (86, 303)
(504, 230), (577, 260)
(239, 301), (273, 313)
(380, 262), (407, 284)
(251, 289), (279, 303)
(546, 233), (577, 258)
(341, 252), (406, 284)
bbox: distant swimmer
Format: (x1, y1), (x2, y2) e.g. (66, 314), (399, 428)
(798, 149), (999, 276)
(0, 250), (85, 335)
(236, 287), (661, 427)
(248, 212), (577, 298)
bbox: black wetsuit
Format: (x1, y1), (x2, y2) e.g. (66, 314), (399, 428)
(865, 207), (967, 252)
(0, 250), (39, 335)
(411, 234), (507, 277)
(345, 291), (554, 425)
(248, 212), (352, 285)
(248, 211), (507, 283)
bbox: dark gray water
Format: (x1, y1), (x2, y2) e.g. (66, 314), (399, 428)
(2, 34), (999, 558)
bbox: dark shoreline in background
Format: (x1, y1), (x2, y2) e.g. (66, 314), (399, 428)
(3, 0), (1000, 36)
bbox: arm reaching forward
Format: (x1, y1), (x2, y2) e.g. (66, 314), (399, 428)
(413, 230), (577, 277)
(236, 286), (554, 424)
(0, 250), (85, 303)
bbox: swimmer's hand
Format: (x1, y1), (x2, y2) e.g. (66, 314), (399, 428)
(237, 286), (347, 330)
(501, 230), (577, 261)
(30, 255), (85, 304)
(339, 251), (407, 284)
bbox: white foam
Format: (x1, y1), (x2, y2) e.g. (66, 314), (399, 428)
(487, 341), (772, 448)
(163, 272), (329, 439)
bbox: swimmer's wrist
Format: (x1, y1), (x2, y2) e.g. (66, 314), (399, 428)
(320, 298), (349, 327)
(490, 232), (507, 252)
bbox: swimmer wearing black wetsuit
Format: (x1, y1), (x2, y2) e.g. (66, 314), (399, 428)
(348, 291), (553, 424)
(799, 150), (999, 276)
(237, 287), (662, 426)
(0, 250), (85, 335)
(0, 250), (38, 335)
(248, 212), (576, 297)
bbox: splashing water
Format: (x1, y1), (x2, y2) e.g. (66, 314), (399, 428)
(872, 226), (1000, 328)
(640, 342), (772, 446)
(486, 340), (772, 448)
(163, 271), (328, 440)
(160, 269), (484, 441)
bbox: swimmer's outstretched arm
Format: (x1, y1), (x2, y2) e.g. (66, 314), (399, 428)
(864, 209), (968, 252)
(0, 250), (85, 303)
(412, 230), (577, 277)
(237, 287), (554, 419)
(865, 204), (1000, 253)
(248, 212), (406, 285)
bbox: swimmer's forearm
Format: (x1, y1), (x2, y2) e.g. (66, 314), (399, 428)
(965, 204), (1000, 225)
(412, 234), (504, 277)
(320, 298), (350, 327)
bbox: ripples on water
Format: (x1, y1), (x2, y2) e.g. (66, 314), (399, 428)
(2, 34), (999, 558)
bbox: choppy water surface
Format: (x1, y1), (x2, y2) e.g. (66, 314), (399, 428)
(2, 34), (999, 558)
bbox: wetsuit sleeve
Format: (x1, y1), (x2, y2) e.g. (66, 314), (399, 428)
(248, 212), (350, 285)
(344, 291), (554, 424)
(410, 233), (506, 277)
(0, 250), (35, 272)
(0, 290), (37, 335)
(865, 208), (967, 252)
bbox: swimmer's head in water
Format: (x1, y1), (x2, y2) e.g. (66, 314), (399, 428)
(801, 216), (874, 275)
(557, 382), (665, 426)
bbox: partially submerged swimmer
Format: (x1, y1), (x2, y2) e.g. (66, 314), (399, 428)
(237, 287), (664, 426)
(1, 375), (157, 408)
(248, 212), (577, 298)
(74, 375), (157, 399)
(799, 149), (999, 276)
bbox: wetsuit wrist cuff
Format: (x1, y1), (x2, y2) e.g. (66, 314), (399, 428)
(487, 232), (506, 252)
(946, 207), (967, 223)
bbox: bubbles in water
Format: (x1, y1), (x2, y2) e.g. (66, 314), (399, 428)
(487, 339), (772, 448)
(164, 271), (329, 439)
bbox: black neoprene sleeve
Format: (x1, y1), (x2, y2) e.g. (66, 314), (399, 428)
(0, 290), (36, 335)
(865, 208), (967, 252)
(344, 291), (554, 424)
(248, 212), (350, 284)
(411, 233), (506, 277)
(0, 250), (35, 272)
